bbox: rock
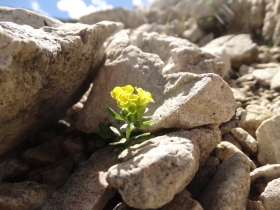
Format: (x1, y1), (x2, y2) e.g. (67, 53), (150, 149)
(252, 67), (280, 86)
(198, 152), (251, 210)
(27, 158), (73, 189)
(186, 156), (220, 198)
(0, 6), (63, 28)
(231, 88), (250, 102)
(262, 0), (280, 46)
(0, 181), (55, 210)
(256, 114), (280, 165)
(219, 119), (239, 135)
(222, 133), (243, 150)
(270, 101), (280, 115)
(21, 136), (64, 166)
(231, 127), (258, 155)
(80, 8), (146, 29)
(204, 34), (258, 68)
(0, 158), (29, 182)
(250, 164), (280, 183)
(214, 141), (256, 170)
(42, 146), (117, 210)
(271, 70), (280, 90)
(247, 199), (265, 210)
(76, 32), (235, 134)
(192, 0), (264, 34)
(133, 32), (227, 77)
(0, 20), (117, 155)
(113, 190), (203, 210)
(157, 189), (203, 210)
(182, 18), (205, 43)
(239, 105), (273, 137)
(261, 178), (280, 210)
(106, 130), (200, 209)
(62, 136), (86, 163)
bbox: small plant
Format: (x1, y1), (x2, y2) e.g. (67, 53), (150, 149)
(96, 85), (154, 158)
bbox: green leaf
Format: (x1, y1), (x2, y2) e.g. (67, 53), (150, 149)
(133, 132), (150, 140)
(109, 138), (127, 146)
(106, 107), (124, 121)
(141, 116), (151, 121)
(144, 108), (149, 113)
(142, 120), (152, 126)
(113, 146), (126, 160)
(120, 124), (128, 130)
(110, 126), (122, 137)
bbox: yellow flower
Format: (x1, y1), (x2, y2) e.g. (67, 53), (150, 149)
(111, 85), (139, 110)
(135, 87), (154, 106)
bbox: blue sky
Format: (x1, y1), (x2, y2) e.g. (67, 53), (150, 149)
(0, 0), (154, 19)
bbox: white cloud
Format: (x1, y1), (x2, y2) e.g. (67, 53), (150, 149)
(132, 0), (154, 7)
(57, 0), (113, 19)
(30, 1), (49, 16)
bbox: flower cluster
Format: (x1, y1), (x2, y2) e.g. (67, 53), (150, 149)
(96, 85), (154, 158)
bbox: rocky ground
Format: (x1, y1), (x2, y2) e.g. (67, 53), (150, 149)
(1, 0), (280, 209)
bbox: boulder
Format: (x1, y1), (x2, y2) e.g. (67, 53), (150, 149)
(0, 181), (55, 210)
(261, 178), (280, 210)
(0, 20), (117, 155)
(42, 146), (117, 210)
(204, 34), (258, 68)
(257, 114), (280, 165)
(198, 152), (251, 210)
(76, 31), (236, 134)
(79, 8), (147, 29)
(0, 6), (63, 28)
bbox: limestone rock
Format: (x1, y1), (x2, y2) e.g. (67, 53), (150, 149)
(204, 34), (258, 68)
(239, 104), (273, 137)
(0, 6), (63, 29)
(80, 8), (146, 29)
(0, 158), (29, 182)
(231, 127), (258, 155)
(262, 0), (280, 46)
(0, 21), (117, 155)
(252, 67), (280, 86)
(257, 114), (280, 165)
(0, 181), (55, 210)
(42, 146), (117, 210)
(76, 31), (236, 134)
(106, 130), (200, 209)
(261, 178), (280, 210)
(21, 136), (64, 166)
(247, 200), (265, 210)
(186, 156), (220, 198)
(270, 101), (280, 115)
(250, 164), (280, 183)
(271, 70), (280, 90)
(198, 152), (251, 210)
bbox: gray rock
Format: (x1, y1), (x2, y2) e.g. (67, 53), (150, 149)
(247, 199), (265, 210)
(239, 105), (273, 137)
(261, 178), (280, 210)
(222, 133), (243, 150)
(106, 130), (200, 209)
(219, 119), (239, 135)
(204, 34), (258, 68)
(42, 146), (117, 210)
(257, 114), (280, 165)
(113, 190), (203, 210)
(0, 158), (29, 182)
(231, 127), (258, 155)
(186, 156), (219, 198)
(62, 136), (86, 163)
(271, 70), (280, 90)
(262, 0), (280, 46)
(0, 6), (63, 28)
(198, 152), (251, 210)
(22, 136), (64, 166)
(0, 181), (55, 210)
(252, 67), (280, 86)
(76, 32), (235, 134)
(0, 21), (117, 155)
(27, 158), (73, 189)
(80, 8), (146, 29)
(270, 101), (280, 115)
(214, 141), (256, 170)
(250, 164), (280, 183)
